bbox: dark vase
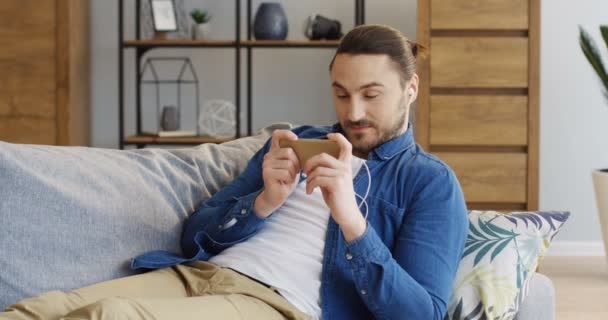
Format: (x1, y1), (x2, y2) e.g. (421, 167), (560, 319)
(253, 2), (288, 40)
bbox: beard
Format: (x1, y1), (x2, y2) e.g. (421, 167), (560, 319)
(341, 96), (408, 157)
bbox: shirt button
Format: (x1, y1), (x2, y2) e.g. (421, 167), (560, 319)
(240, 209), (247, 215)
(361, 289), (367, 295)
(301, 172), (307, 178)
(345, 253), (353, 260)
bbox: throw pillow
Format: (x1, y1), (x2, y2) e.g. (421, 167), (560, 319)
(444, 210), (570, 320)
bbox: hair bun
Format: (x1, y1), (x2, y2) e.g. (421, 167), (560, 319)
(407, 40), (429, 60)
(411, 43), (418, 57)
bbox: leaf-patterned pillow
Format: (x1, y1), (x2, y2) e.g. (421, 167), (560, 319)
(444, 210), (570, 320)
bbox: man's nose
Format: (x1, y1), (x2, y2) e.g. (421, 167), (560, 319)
(347, 99), (366, 122)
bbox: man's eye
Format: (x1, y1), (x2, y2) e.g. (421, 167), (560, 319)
(336, 94), (348, 99)
(365, 94), (379, 99)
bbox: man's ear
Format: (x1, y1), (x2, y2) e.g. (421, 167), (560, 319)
(407, 73), (420, 103)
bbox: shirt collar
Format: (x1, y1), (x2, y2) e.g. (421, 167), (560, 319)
(330, 122), (415, 161)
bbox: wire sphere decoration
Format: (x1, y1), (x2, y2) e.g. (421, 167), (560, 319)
(198, 100), (237, 138)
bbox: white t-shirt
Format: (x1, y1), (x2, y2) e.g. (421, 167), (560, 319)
(209, 156), (366, 319)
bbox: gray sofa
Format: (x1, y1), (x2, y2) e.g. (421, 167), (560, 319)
(0, 123), (554, 319)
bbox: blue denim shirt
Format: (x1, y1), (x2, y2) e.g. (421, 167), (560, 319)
(132, 124), (468, 320)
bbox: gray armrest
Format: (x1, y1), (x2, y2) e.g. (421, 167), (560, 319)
(515, 273), (555, 320)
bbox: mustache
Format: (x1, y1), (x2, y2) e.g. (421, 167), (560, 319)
(345, 120), (375, 128)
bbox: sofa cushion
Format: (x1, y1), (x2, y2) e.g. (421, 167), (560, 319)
(0, 124), (289, 309)
(444, 210), (569, 320)
(514, 273), (555, 320)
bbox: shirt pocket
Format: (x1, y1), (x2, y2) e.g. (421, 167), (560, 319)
(364, 195), (406, 250)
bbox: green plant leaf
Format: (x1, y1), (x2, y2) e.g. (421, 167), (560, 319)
(469, 223), (487, 240)
(474, 240), (498, 266)
(490, 238), (513, 262)
(579, 25), (608, 99)
(600, 25), (608, 56)
(602, 25), (608, 101)
(478, 220), (500, 239)
(463, 239), (487, 258)
(485, 221), (516, 237)
(190, 9), (211, 24)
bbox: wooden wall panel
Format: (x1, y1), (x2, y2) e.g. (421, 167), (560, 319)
(0, 0), (56, 144)
(417, 0), (538, 210)
(415, 0), (432, 151)
(430, 95), (528, 146)
(527, 0), (540, 210)
(0, 80), (10, 116)
(57, 0), (90, 146)
(431, 37), (529, 88)
(436, 152), (528, 203)
(431, 0), (529, 30)
(0, 0), (89, 146)
(0, 118), (56, 145)
(9, 61), (56, 118)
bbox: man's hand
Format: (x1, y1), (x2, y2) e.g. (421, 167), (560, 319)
(254, 130), (301, 218)
(304, 133), (367, 242)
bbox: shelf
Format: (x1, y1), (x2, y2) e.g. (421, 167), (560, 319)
(123, 39), (340, 48)
(123, 135), (236, 145)
(124, 40), (236, 48)
(241, 40), (340, 47)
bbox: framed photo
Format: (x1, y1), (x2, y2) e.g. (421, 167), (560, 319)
(150, 0), (178, 32)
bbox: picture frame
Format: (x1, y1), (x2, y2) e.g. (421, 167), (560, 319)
(150, 0), (178, 32)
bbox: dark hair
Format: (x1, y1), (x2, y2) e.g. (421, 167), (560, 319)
(329, 24), (428, 87)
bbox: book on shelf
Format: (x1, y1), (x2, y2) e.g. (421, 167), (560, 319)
(140, 130), (197, 137)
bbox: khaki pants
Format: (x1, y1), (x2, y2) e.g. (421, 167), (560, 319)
(1, 261), (312, 320)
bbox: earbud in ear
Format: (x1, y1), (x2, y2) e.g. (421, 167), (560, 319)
(408, 88), (415, 96)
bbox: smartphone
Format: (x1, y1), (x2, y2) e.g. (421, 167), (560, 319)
(279, 139), (340, 167)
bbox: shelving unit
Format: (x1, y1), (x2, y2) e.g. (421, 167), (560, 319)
(118, 0), (366, 149)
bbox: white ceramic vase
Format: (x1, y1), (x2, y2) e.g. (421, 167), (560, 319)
(592, 169), (608, 260)
(192, 23), (211, 40)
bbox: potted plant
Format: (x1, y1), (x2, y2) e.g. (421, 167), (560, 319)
(579, 25), (608, 259)
(190, 9), (211, 40)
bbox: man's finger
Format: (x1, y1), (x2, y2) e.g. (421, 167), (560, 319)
(327, 133), (352, 161)
(270, 130), (298, 150)
(269, 159), (299, 179)
(275, 147), (299, 162)
(306, 176), (333, 194)
(305, 153), (338, 175)
(268, 169), (293, 184)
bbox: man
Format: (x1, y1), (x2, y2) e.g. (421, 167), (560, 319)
(3, 24), (468, 320)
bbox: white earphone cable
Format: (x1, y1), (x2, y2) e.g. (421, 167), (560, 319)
(354, 161), (372, 221)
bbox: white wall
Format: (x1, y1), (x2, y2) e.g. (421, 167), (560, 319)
(540, 0), (608, 248)
(90, 0), (608, 246)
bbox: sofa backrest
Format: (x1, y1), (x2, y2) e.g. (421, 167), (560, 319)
(0, 124), (288, 309)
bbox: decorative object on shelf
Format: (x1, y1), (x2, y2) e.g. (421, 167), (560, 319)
(579, 25), (608, 260)
(160, 105), (180, 130)
(140, 0), (190, 40)
(150, 0), (177, 40)
(253, 2), (288, 40)
(190, 9), (212, 40)
(303, 14), (343, 40)
(198, 100), (237, 138)
(140, 57), (200, 137)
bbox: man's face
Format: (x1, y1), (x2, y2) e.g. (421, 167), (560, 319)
(330, 54), (417, 158)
